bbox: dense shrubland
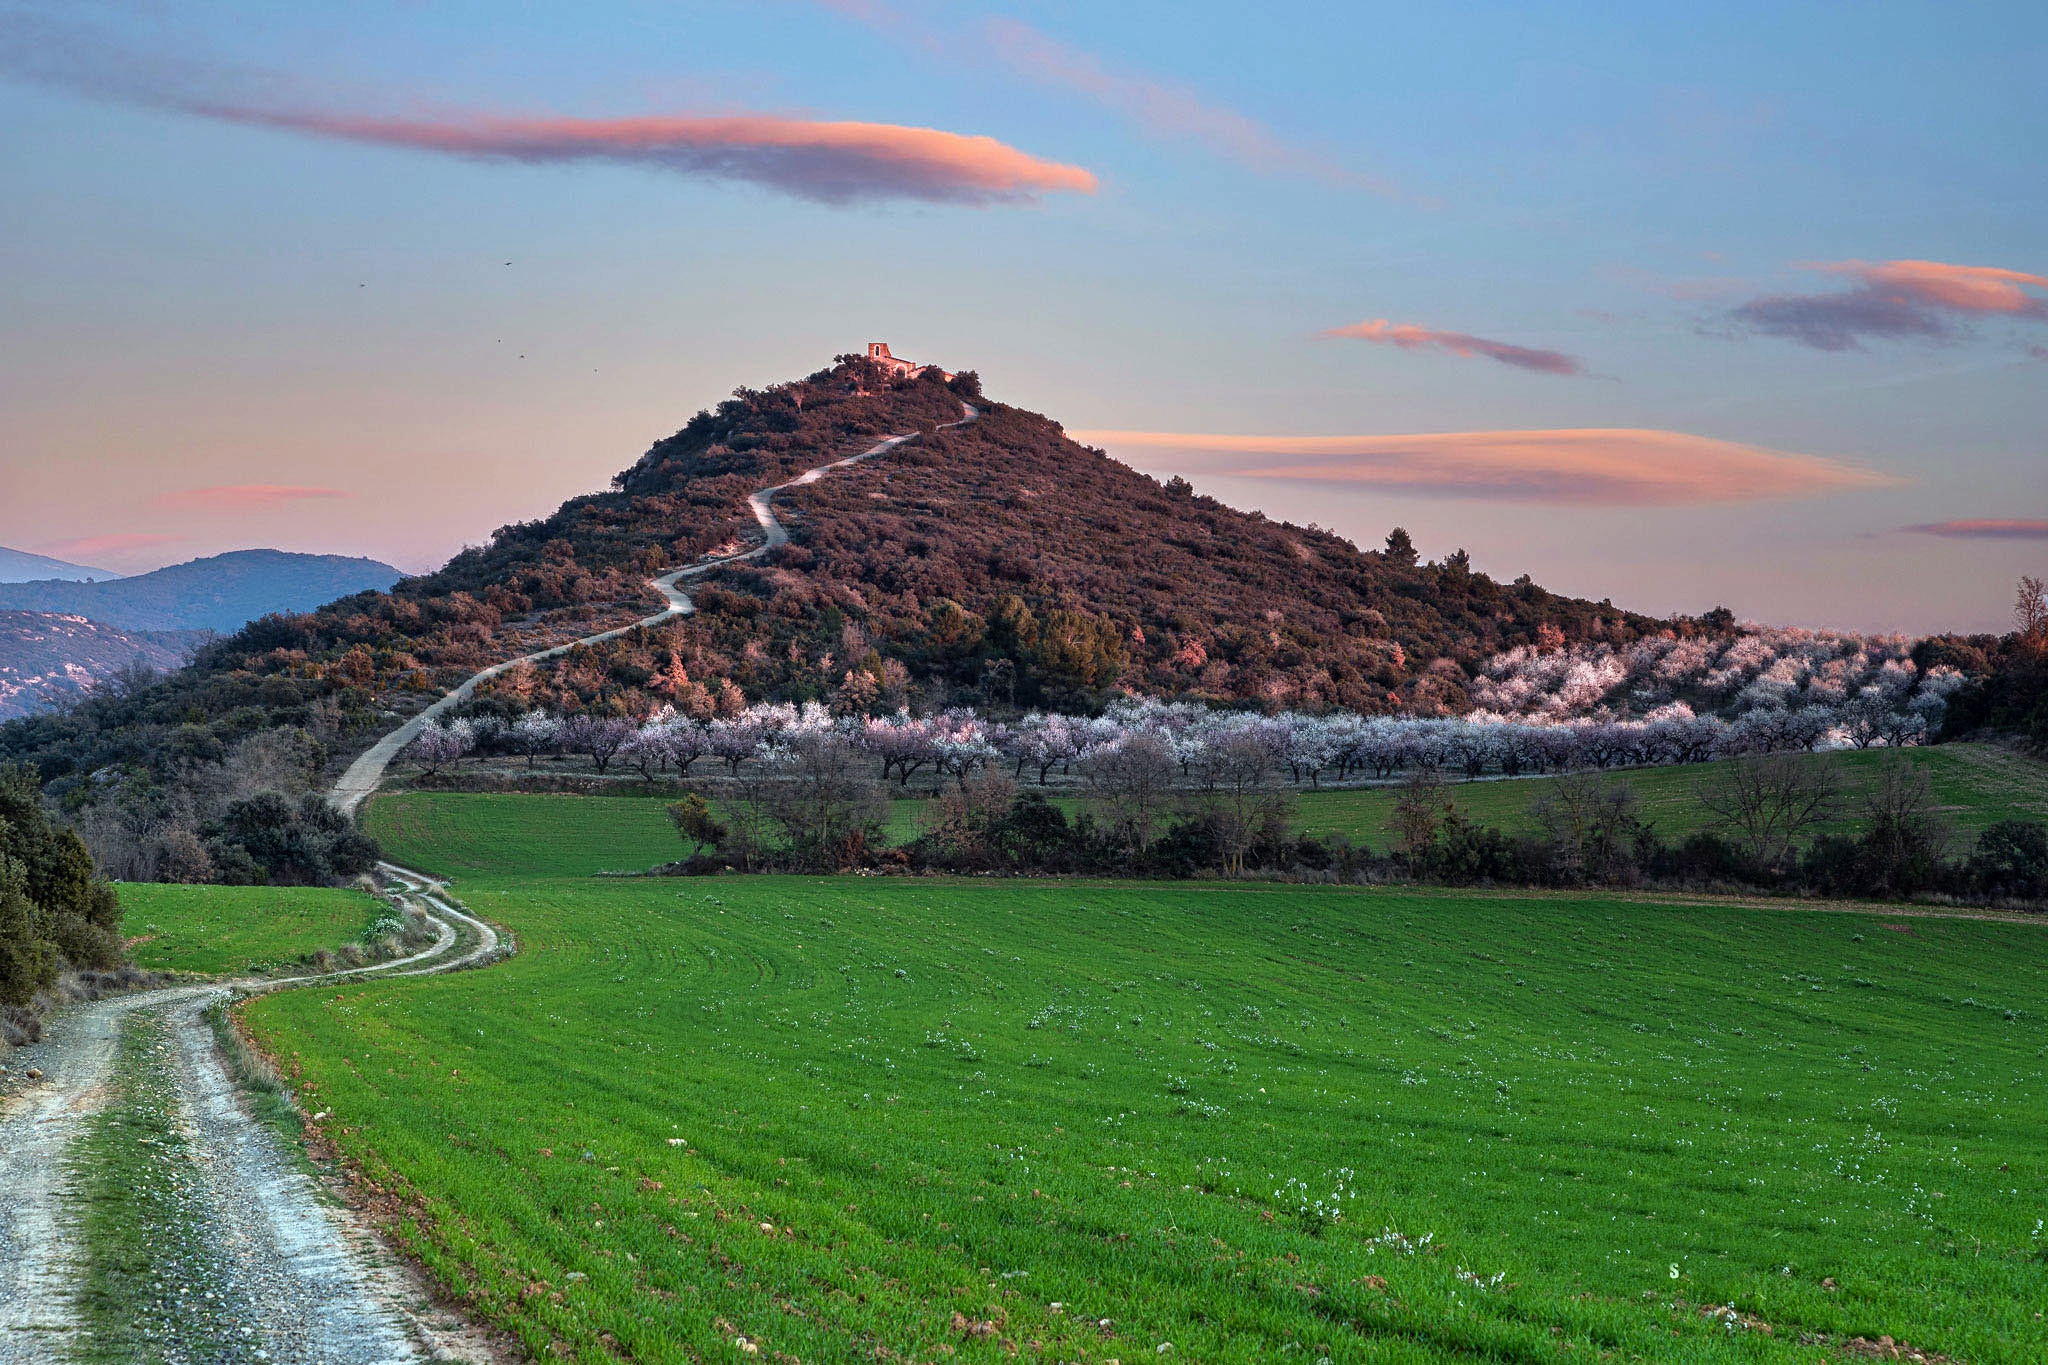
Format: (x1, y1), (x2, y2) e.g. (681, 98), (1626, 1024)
(1, 763), (129, 1041)
(0, 357), (1666, 799)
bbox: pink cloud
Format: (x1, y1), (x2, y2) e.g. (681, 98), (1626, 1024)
(1069, 428), (1902, 507)
(183, 106), (1097, 206)
(1825, 260), (2048, 314)
(1731, 258), (2048, 351)
(1320, 319), (1585, 376)
(157, 484), (350, 511)
(1901, 518), (2048, 540)
(0, 17), (1094, 207)
(35, 533), (182, 560)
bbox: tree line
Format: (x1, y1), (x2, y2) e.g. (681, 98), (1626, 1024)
(649, 731), (2046, 911)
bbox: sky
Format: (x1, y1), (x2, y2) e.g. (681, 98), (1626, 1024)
(0, 1), (2043, 634)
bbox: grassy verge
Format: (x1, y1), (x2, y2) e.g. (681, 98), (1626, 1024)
(67, 1011), (261, 1363)
(243, 871), (2048, 1363)
(118, 882), (402, 977)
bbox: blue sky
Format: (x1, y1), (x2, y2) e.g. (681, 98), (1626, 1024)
(1, 1), (2042, 631)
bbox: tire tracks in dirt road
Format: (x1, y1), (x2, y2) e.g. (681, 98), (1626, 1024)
(0, 873), (498, 1364)
(0, 401), (976, 1362)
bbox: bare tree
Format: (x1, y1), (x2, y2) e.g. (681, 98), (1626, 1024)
(1699, 753), (1841, 870)
(919, 769), (1018, 869)
(1190, 731), (1293, 876)
(2017, 574), (2048, 647)
(1856, 758), (1953, 896)
(1531, 773), (1642, 882)
(1077, 733), (1178, 852)
(189, 729), (320, 815)
(698, 767), (780, 872)
(761, 735), (891, 872)
(1389, 768), (1453, 865)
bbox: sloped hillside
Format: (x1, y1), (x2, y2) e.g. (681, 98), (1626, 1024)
(0, 546), (118, 583)
(2, 356), (1682, 798)
(486, 369), (1671, 718)
(0, 612), (202, 720)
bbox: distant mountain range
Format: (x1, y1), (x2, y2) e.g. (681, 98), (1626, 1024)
(0, 612), (207, 720)
(0, 545), (119, 583)
(0, 550), (404, 632)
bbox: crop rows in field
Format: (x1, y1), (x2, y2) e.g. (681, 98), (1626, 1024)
(244, 856), (2048, 1363)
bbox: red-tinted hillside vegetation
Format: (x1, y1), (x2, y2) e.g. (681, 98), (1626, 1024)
(4, 356), (1686, 799)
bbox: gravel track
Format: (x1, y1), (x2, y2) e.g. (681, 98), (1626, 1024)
(0, 872), (492, 1364)
(330, 403), (973, 817)
(1, 405), (971, 1361)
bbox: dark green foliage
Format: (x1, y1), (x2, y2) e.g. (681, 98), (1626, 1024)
(1969, 820), (2048, 900)
(205, 792), (380, 887)
(0, 762), (121, 1006)
(666, 794), (726, 860)
(0, 857), (59, 1007)
(1943, 645), (2048, 744)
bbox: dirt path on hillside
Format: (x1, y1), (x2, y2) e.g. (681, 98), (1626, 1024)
(2, 404), (972, 1361)
(331, 401), (976, 816)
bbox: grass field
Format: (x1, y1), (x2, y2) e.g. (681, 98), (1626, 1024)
(119, 882), (389, 976)
(242, 799), (2048, 1362)
(370, 744), (2048, 878)
(1293, 745), (2048, 851)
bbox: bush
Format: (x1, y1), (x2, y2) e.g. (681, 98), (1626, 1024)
(1968, 820), (2048, 901)
(206, 792), (381, 887)
(0, 763), (122, 1006)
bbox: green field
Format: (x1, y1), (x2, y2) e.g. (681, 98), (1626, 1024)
(371, 744), (2048, 878)
(1293, 745), (2048, 851)
(119, 882), (389, 976)
(366, 790), (934, 880)
(242, 796), (2048, 1363)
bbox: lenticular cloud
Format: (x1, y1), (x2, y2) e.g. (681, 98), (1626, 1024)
(1070, 428), (1901, 507)
(193, 106), (1099, 207)
(0, 13), (1097, 208)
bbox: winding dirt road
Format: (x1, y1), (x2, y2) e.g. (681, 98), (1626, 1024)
(332, 403), (974, 816)
(0, 402), (972, 1362)
(0, 877), (500, 1364)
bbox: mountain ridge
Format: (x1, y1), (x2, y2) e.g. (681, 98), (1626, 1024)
(0, 549), (404, 632)
(0, 546), (118, 583)
(0, 612), (205, 720)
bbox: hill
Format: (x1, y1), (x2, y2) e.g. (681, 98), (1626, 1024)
(0, 612), (205, 720)
(0, 545), (118, 583)
(1, 356), (1680, 804)
(0, 549), (403, 632)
